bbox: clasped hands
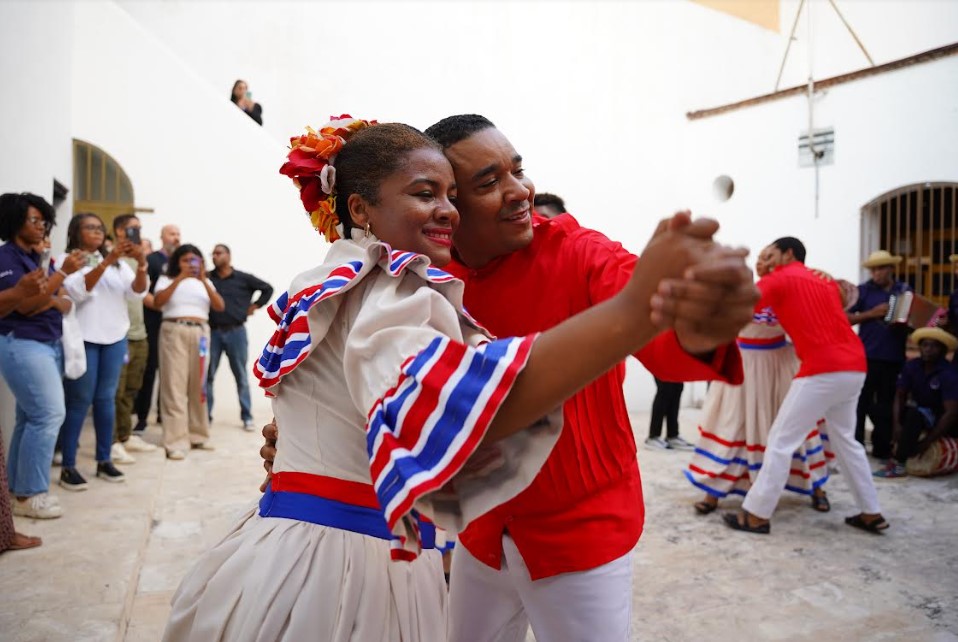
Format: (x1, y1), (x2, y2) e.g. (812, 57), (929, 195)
(638, 211), (760, 356)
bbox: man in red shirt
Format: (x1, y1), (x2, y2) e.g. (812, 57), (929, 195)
(424, 114), (754, 641)
(717, 237), (888, 536)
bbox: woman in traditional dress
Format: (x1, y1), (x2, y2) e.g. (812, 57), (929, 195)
(164, 117), (719, 642)
(686, 246), (833, 514)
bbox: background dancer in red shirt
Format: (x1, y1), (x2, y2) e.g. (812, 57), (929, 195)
(697, 237), (888, 535)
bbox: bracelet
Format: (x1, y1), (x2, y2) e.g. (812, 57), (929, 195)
(56, 268), (68, 278)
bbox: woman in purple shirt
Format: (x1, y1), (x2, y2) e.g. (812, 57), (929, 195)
(0, 193), (82, 519)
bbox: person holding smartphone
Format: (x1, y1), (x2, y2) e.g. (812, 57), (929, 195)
(109, 214), (158, 464)
(152, 245), (225, 460)
(230, 79), (262, 126)
(57, 213), (148, 490)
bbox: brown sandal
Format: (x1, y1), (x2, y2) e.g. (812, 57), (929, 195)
(845, 513), (889, 534)
(694, 500), (718, 515)
(811, 491), (830, 512)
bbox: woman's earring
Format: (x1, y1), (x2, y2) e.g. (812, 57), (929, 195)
(364, 222), (371, 239)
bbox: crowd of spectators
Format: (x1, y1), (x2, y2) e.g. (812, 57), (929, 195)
(0, 192), (273, 547)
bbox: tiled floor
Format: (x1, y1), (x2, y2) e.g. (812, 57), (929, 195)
(1, 408), (956, 641)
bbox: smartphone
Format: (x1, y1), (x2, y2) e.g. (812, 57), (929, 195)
(86, 252), (99, 268)
(126, 226), (141, 246)
(245, 91), (252, 100)
(40, 249), (52, 272)
(190, 257), (201, 276)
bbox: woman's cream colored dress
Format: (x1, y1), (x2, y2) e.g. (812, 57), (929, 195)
(163, 236), (560, 642)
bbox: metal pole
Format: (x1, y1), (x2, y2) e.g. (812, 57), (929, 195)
(827, 0), (876, 66)
(775, 0), (805, 92)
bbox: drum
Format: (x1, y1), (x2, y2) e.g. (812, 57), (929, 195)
(905, 437), (958, 477)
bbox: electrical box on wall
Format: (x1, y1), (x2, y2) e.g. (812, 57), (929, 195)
(798, 128), (835, 167)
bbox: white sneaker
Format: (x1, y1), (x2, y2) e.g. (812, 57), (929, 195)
(166, 450), (186, 461)
(124, 434), (158, 453)
(645, 437), (671, 450)
(111, 442), (136, 465)
(12, 493), (63, 519)
(242, 419), (256, 432)
(666, 436), (695, 451)
(52, 451), (62, 466)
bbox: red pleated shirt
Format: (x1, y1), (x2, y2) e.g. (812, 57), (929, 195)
(756, 262), (866, 378)
(445, 214), (744, 580)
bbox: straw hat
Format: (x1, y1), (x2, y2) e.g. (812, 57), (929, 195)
(950, 254), (958, 264)
(911, 327), (958, 352)
(862, 250), (902, 269)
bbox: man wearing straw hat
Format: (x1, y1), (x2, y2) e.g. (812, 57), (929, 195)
(874, 327), (958, 478)
(847, 250), (912, 459)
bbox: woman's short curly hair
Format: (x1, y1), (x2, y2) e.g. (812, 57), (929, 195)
(0, 192), (56, 242)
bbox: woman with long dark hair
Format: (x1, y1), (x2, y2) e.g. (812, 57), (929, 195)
(152, 244), (225, 459)
(230, 79), (263, 125)
(57, 213), (148, 490)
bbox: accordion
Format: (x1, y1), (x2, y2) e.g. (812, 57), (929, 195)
(883, 291), (946, 328)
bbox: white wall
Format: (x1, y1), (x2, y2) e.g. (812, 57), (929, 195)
(70, 1), (327, 415)
(0, 1), (76, 447)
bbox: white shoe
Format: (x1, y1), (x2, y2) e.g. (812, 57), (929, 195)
(666, 436), (695, 451)
(645, 437), (671, 450)
(12, 493), (63, 519)
(166, 450), (186, 461)
(191, 442), (215, 451)
(52, 451), (62, 466)
(124, 434), (158, 453)
(111, 442), (136, 465)
(242, 419), (256, 432)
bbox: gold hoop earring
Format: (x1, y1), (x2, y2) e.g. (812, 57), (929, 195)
(364, 222), (371, 238)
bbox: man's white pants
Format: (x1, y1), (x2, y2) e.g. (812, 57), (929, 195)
(742, 371), (881, 519)
(449, 535), (633, 642)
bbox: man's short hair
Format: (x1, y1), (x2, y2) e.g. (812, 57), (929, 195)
(772, 236), (807, 263)
(534, 193), (565, 213)
(214, 243), (231, 255)
(424, 114), (496, 149)
(112, 213), (138, 233)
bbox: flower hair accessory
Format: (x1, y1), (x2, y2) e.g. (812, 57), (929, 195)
(280, 114), (377, 242)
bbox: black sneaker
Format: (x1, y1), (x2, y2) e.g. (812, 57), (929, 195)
(96, 461), (126, 483)
(59, 467), (89, 492)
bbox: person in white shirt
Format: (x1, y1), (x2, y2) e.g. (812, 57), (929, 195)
(58, 213), (148, 490)
(152, 244), (225, 459)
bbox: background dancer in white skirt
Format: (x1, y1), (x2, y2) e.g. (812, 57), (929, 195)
(163, 117), (740, 641)
(705, 237), (888, 535)
(687, 246), (833, 514)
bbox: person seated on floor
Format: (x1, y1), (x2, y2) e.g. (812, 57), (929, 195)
(875, 327), (958, 478)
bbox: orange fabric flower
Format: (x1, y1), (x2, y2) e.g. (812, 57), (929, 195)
(280, 115), (377, 242)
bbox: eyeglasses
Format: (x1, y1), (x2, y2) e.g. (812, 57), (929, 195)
(81, 224), (106, 232)
(26, 216), (47, 227)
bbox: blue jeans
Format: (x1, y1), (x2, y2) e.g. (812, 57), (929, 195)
(0, 333), (65, 497)
(207, 326), (252, 422)
(61, 339), (127, 467)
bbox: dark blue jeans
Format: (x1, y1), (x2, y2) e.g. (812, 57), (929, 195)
(62, 338), (127, 467)
(207, 326), (252, 422)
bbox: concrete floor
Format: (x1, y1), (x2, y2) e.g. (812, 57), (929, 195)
(1, 407), (956, 642)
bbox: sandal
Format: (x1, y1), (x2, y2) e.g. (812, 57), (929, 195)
(694, 500), (718, 515)
(723, 510), (770, 535)
(811, 491), (830, 513)
(845, 513), (889, 534)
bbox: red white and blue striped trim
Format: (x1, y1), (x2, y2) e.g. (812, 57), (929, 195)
(736, 335), (788, 350)
(253, 246), (464, 394)
(752, 306), (780, 326)
(366, 334), (537, 553)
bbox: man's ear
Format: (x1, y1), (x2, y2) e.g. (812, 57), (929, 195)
(347, 193), (370, 229)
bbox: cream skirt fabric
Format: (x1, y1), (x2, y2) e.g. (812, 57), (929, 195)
(163, 505), (447, 642)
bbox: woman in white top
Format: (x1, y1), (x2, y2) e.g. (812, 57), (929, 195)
(58, 213), (148, 490)
(163, 119), (735, 641)
(152, 245), (225, 459)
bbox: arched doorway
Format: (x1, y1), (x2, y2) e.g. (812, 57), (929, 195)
(860, 182), (957, 310)
(72, 139), (152, 232)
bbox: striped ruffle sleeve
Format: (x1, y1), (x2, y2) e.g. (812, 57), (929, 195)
(343, 270), (541, 560)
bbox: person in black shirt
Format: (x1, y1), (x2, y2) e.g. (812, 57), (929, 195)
(207, 244), (273, 430)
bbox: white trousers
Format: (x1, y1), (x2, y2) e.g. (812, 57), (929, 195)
(449, 535), (633, 642)
(742, 371), (881, 519)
